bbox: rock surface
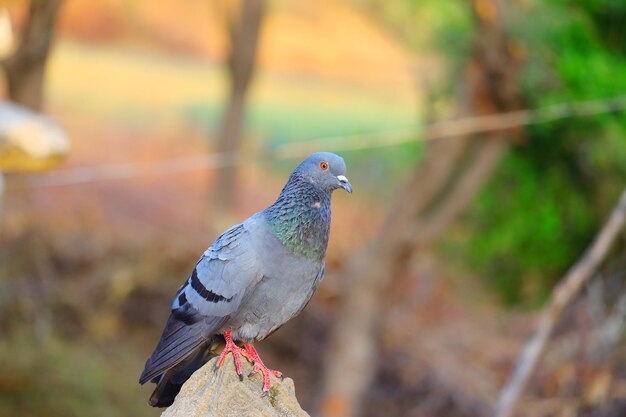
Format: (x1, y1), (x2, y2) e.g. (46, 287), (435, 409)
(161, 356), (310, 417)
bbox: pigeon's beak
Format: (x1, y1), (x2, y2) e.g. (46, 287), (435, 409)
(337, 175), (352, 193)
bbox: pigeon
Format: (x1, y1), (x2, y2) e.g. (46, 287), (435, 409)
(139, 152), (352, 407)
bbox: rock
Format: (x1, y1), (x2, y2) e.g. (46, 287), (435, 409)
(161, 356), (310, 417)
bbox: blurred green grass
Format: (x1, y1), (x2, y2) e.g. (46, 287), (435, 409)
(47, 40), (423, 195)
(48, 40), (417, 139)
(0, 333), (159, 417)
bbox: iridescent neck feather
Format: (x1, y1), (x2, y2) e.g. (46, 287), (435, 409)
(262, 172), (332, 260)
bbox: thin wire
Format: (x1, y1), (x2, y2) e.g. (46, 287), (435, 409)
(10, 94), (626, 189)
(23, 152), (249, 188)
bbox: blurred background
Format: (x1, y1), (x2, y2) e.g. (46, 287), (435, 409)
(1, 0), (626, 416)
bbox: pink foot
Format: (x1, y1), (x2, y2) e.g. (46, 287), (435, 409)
(243, 344), (283, 393)
(216, 330), (253, 380)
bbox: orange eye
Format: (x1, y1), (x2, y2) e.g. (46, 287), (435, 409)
(320, 161), (329, 171)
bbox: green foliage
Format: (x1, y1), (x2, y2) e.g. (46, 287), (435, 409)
(462, 138), (597, 304)
(451, 0), (626, 304)
(358, 0), (471, 54)
(363, 0), (626, 305)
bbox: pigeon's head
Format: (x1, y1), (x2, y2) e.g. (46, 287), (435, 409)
(295, 152), (352, 194)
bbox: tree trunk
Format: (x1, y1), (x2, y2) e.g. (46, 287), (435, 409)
(318, 1), (525, 416)
(2, 0), (63, 111)
(213, 0), (265, 211)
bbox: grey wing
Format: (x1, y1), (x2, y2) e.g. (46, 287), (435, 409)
(176, 221), (263, 318)
(139, 221), (262, 384)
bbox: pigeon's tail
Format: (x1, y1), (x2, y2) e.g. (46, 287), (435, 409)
(147, 341), (221, 407)
(140, 310), (226, 381)
(140, 316), (203, 384)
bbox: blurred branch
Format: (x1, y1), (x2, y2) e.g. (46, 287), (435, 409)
(409, 136), (508, 244)
(424, 95), (626, 140)
(494, 187), (626, 417)
(0, 172), (4, 224)
(9, 94), (626, 189)
(213, 0), (266, 211)
(1, 0), (64, 110)
(544, 287), (626, 367)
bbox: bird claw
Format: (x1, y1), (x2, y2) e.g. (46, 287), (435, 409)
(248, 363), (281, 378)
(244, 344), (282, 393)
(216, 331), (252, 378)
(216, 332), (283, 393)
